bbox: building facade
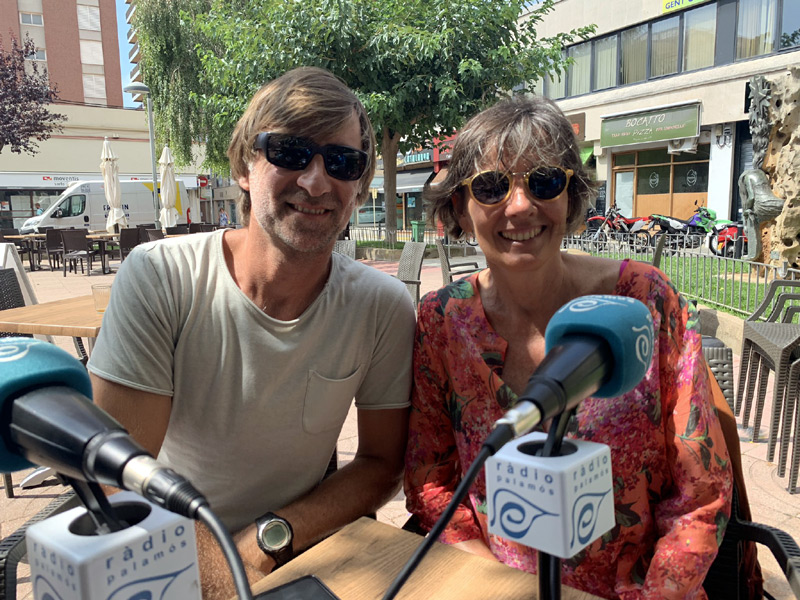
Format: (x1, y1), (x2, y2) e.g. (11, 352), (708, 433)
(530, 0), (800, 221)
(0, 0), (204, 229)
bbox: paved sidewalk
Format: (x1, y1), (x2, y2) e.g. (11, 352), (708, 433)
(2, 250), (799, 599)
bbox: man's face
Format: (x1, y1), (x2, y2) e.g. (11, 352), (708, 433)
(238, 112), (363, 254)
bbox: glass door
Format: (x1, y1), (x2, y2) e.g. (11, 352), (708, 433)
(614, 170), (634, 216)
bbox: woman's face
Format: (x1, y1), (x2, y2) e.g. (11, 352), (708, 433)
(457, 150), (569, 275)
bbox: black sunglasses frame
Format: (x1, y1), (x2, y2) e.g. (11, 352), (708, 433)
(461, 166), (574, 206)
(254, 132), (368, 182)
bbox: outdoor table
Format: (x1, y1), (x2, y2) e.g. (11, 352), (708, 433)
(87, 232), (119, 274)
(4, 234), (45, 271)
(248, 517), (602, 600)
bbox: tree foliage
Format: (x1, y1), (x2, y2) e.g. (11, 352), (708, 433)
(0, 34), (66, 156)
(132, 0), (212, 167)
(136, 0), (594, 236)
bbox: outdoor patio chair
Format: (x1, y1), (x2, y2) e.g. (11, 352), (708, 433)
(333, 239), (356, 260)
(146, 228), (164, 242)
(435, 238), (480, 286)
(395, 241), (426, 307)
(188, 222), (204, 233)
(118, 227), (140, 262)
(165, 225), (189, 235)
(60, 229), (97, 276)
(736, 280), (800, 475)
(44, 228), (64, 270)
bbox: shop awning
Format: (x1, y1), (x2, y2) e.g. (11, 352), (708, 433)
(580, 147), (593, 164)
(373, 171), (433, 193)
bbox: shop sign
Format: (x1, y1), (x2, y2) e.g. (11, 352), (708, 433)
(600, 104), (699, 148)
(401, 150), (432, 165)
(568, 113), (586, 142)
(662, 0), (711, 15)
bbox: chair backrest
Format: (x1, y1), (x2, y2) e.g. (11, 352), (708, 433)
(200, 223), (216, 232)
(333, 240), (356, 260)
(146, 229), (165, 241)
(435, 239), (453, 287)
(60, 229), (90, 253)
(0, 268), (29, 338)
(45, 228), (63, 250)
(119, 228), (141, 250)
(396, 242), (426, 306)
(165, 225), (189, 235)
(188, 223), (204, 233)
(748, 279), (800, 322)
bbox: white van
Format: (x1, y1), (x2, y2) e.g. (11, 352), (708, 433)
(20, 180), (190, 233)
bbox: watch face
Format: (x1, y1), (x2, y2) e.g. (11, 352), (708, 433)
(262, 520), (291, 550)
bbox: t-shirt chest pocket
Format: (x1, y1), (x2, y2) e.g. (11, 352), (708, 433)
(303, 367), (363, 434)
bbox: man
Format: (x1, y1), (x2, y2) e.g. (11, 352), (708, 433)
(35, 202), (43, 215)
(87, 67), (415, 598)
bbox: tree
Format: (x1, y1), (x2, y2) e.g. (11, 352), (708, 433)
(138, 0), (593, 240)
(0, 34), (66, 156)
(132, 0), (212, 167)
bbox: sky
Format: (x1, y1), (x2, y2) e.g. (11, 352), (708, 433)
(115, 0), (136, 108)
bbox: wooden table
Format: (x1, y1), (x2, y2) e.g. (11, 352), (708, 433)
(249, 518), (601, 600)
(87, 233), (119, 274)
(0, 295), (102, 344)
(4, 234), (45, 271)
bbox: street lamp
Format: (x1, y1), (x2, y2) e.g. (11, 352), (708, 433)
(123, 82), (161, 228)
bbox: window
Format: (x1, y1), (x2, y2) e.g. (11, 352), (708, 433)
(673, 163), (709, 194)
(25, 49), (46, 61)
(781, 1), (800, 49)
(544, 72), (565, 100)
(20, 12), (43, 26)
(82, 74), (106, 99)
(736, 0), (777, 59)
(621, 25), (647, 85)
(57, 195), (86, 218)
(651, 16), (679, 78)
(637, 166), (671, 195)
(594, 35), (617, 91)
(567, 42), (591, 96)
(80, 40), (104, 65)
(683, 4), (716, 71)
(77, 5), (101, 31)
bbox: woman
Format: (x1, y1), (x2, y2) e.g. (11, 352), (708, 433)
(404, 96), (732, 599)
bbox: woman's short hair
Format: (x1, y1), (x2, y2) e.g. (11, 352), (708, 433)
(227, 66), (376, 226)
(425, 95), (595, 239)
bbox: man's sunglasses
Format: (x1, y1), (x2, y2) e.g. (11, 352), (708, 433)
(254, 132), (368, 182)
(460, 166), (574, 206)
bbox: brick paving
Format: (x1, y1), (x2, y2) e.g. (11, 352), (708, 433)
(2, 248), (798, 599)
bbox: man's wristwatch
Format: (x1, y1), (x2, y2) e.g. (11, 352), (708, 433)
(255, 512), (294, 567)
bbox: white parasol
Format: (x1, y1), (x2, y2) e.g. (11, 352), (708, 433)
(158, 146), (179, 228)
(100, 137), (127, 233)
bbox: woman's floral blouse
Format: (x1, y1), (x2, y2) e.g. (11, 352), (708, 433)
(404, 260), (732, 600)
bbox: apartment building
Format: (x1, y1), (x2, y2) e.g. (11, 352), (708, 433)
(0, 0), (204, 229)
(529, 0), (800, 221)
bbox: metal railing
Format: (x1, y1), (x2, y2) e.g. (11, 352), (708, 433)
(563, 232), (800, 318)
(348, 225), (439, 245)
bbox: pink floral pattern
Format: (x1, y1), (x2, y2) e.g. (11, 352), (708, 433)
(404, 260), (732, 599)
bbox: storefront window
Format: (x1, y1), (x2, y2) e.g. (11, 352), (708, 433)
(651, 16), (679, 78)
(594, 35), (617, 91)
(672, 163), (709, 193)
(637, 165), (671, 195)
(683, 4), (716, 71)
(614, 153), (635, 167)
(621, 25), (647, 84)
(637, 148), (670, 165)
(568, 42), (591, 96)
(736, 0), (777, 59)
(781, 1), (800, 49)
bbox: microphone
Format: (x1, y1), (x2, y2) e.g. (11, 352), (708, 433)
(495, 295), (654, 438)
(0, 337), (207, 519)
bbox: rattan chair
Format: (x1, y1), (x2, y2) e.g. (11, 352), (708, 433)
(146, 228), (164, 242)
(60, 229), (97, 276)
(435, 239), (480, 286)
(395, 241), (426, 307)
(165, 225), (189, 235)
(333, 240), (356, 260)
(118, 227), (140, 262)
(736, 280), (800, 475)
(43, 228), (64, 270)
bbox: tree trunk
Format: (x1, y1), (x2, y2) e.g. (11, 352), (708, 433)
(381, 127), (400, 246)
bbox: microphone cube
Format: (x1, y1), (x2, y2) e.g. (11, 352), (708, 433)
(486, 432), (615, 559)
(25, 491), (201, 599)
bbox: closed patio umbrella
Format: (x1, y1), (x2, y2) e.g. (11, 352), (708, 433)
(101, 137), (126, 233)
(158, 146), (179, 228)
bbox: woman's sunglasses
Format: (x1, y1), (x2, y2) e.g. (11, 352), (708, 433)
(254, 132), (368, 182)
(460, 166), (573, 206)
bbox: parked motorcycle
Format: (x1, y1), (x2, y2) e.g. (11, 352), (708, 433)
(583, 205), (650, 252)
(648, 203), (730, 252)
(709, 222), (748, 258)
